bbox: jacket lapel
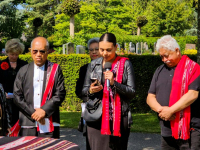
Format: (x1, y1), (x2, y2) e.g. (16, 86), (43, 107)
(41, 60), (48, 101)
(27, 62), (34, 107)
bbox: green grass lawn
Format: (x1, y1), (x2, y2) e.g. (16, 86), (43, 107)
(60, 112), (160, 133)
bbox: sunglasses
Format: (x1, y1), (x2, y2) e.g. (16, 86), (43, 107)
(32, 50), (47, 54)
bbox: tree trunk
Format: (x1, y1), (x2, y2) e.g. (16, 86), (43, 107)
(137, 26), (141, 36)
(70, 15), (75, 37)
(197, 0), (200, 64)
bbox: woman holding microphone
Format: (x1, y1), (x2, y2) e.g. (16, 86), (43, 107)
(82, 33), (135, 150)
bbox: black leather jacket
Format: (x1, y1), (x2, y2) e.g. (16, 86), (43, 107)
(0, 84), (11, 136)
(82, 57), (135, 116)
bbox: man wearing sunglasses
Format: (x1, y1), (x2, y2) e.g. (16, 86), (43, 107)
(13, 37), (66, 138)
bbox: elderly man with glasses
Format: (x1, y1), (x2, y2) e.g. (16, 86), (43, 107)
(13, 37), (66, 138)
(147, 35), (200, 149)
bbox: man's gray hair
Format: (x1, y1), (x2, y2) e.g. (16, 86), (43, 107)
(156, 35), (180, 52)
(87, 37), (99, 49)
(31, 37), (49, 50)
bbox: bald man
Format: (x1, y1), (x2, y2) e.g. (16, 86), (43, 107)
(13, 37), (66, 138)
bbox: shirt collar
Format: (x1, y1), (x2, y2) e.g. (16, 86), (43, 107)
(34, 63), (45, 70)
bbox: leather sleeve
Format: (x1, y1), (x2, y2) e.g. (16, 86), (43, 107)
(75, 64), (88, 102)
(3, 95), (11, 128)
(0, 61), (4, 90)
(114, 60), (136, 100)
(13, 67), (35, 122)
(41, 65), (66, 118)
(82, 63), (92, 97)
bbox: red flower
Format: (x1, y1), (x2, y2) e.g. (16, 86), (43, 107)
(1, 62), (9, 70)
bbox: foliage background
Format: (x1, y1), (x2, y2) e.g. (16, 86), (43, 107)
(0, 0), (199, 112)
(0, 0), (198, 53)
(0, 36), (197, 55)
(0, 54), (195, 112)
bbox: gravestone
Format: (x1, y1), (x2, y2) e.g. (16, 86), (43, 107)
(62, 44), (67, 54)
(66, 42), (74, 54)
(143, 42), (148, 51)
(136, 42), (142, 54)
(185, 44), (196, 50)
(153, 42), (157, 53)
(116, 43), (120, 53)
(140, 42), (143, 53)
(76, 45), (86, 54)
(129, 42), (135, 53)
(136, 43), (138, 54)
(142, 42), (149, 53)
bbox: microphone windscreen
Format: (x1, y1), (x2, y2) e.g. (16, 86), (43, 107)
(104, 62), (112, 69)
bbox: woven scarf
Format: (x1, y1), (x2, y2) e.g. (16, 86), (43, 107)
(169, 55), (200, 140)
(37, 61), (59, 132)
(101, 56), (128, 137)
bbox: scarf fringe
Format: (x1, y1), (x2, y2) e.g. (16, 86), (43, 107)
(113, 130), (121, 137)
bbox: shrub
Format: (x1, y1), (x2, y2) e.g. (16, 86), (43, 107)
(0, 54), (197, 112)
(183, 49), (197, 55)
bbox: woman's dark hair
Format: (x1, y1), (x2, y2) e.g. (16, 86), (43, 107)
(99, 33), (116, 46)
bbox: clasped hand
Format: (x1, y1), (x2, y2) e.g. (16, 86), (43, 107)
(31, 108), (46, 125)
(158, 106), (176, 121)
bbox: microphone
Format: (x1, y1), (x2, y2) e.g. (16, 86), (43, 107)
(104, 62), (112, 91)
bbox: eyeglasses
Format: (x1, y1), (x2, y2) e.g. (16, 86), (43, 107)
(89, 48), (99, 52)
(32, 50), (47, 54)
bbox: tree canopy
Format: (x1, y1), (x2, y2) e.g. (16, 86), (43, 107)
(0, 0), (25, 39)
(0, 0), (197, 49)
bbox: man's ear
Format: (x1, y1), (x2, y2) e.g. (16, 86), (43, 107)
(175, 48), (180, 54)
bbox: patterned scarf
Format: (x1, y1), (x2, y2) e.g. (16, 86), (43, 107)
(37, 61), (59, 132)
(169, 55), (200, 140)
(101, 56), (128, 137)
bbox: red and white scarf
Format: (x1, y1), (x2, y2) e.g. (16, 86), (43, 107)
(101, 56), (128, 137)
(169, 55), (200, 140)
(37, 61), (59, 132)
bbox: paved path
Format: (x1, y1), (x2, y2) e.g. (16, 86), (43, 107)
(60, 128), (161, 150)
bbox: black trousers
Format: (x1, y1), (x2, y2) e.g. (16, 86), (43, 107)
(19, 126), (60, 139)
(161, 129), (200, 150)
(87, 115), (130, 150)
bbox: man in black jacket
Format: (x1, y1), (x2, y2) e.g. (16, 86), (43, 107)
(13, 37), (66, 138)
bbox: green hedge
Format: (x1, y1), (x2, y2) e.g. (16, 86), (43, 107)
(0, 54), (197, 112)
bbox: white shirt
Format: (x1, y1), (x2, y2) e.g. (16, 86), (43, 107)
(33, 64), (44, 110)
(21, 63), (60, 132)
